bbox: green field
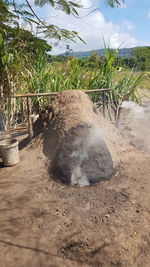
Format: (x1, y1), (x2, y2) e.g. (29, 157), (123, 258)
(114, 71), (150, 90)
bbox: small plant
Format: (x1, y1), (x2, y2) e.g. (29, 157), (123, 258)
(107, 70), (144, 121)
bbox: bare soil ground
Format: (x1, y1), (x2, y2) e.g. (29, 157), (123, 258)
(0, 95), (150, 267)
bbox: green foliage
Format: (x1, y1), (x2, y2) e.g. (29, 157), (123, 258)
(106, 0), (124, 8)
(121, 57), (137, 69)
(108, 70), (143, 119)
(0, 0), (51, 97)
(8, 48), (142, 113)
(0, 0), (125, 44)
(35, 0), (125, 9)
(85, 47), (119, 90)
(1, 0), (143, 126)
(5, 27), (52, 55)
(115, 47), (150, 71)
(132, 47), (150, 71)
(1, 46), (143, 126)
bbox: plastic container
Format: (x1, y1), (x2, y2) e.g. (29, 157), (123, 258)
(0, 139), (19, 166)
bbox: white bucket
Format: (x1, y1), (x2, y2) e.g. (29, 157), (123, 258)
(0, 134), (11, 158)
(0, 139), (20, 167)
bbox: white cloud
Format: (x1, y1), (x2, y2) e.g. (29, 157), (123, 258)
(30, 0), (139, 54)
(148, 9), (150, 19)
(122, 20), (135, 30)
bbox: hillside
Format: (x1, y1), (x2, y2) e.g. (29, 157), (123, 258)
(61, 47), (134, 58)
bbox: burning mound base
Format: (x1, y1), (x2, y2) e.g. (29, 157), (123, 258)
(53, 124), (113, 186)
(38, 90), (116, 186)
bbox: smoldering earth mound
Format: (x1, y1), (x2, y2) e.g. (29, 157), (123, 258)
(33, 90), (128, 186)
(0, 91), (150, 266)
(53, 125), (114, 186)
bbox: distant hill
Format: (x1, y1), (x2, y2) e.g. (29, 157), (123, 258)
(61, 47), (134, 58)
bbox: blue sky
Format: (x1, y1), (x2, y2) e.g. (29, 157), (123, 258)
(100, 0), (150, 43)
(27, 0), (150, 54)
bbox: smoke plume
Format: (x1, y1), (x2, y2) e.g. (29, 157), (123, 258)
(120, 101), (150, 153)
(69, 126), (113, 186)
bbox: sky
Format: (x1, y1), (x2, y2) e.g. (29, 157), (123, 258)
(26, 0), (150, 54)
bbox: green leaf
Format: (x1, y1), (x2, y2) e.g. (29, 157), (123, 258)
(0, 33), (4, 47)
(26, 18), (39, 24)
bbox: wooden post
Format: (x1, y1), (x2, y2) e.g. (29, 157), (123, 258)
(115, 106), (124, 128)
(26, 97), (33, 140)
(102, 91), (105, 117)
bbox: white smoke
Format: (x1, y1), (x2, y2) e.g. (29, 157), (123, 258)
(70, 126), (104, 187)
(121, 101), (145, 119)
(120, 101), (150, 153)
(71, 166), (90, 187)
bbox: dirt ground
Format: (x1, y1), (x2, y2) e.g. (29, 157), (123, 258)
(0, 96), (150, 267)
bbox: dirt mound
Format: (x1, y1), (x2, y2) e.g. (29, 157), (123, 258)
(0, 91), (150, 266)
(34, 90), (128, 185)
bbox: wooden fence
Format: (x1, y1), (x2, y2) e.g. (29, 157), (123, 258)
(2, 89), (112, 139)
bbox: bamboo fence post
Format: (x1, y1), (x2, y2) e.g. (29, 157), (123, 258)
(26, 97), (33, 140)
(102, 91), (105, 117)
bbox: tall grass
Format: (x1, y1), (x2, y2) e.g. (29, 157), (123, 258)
(0, 48), (144, 127)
